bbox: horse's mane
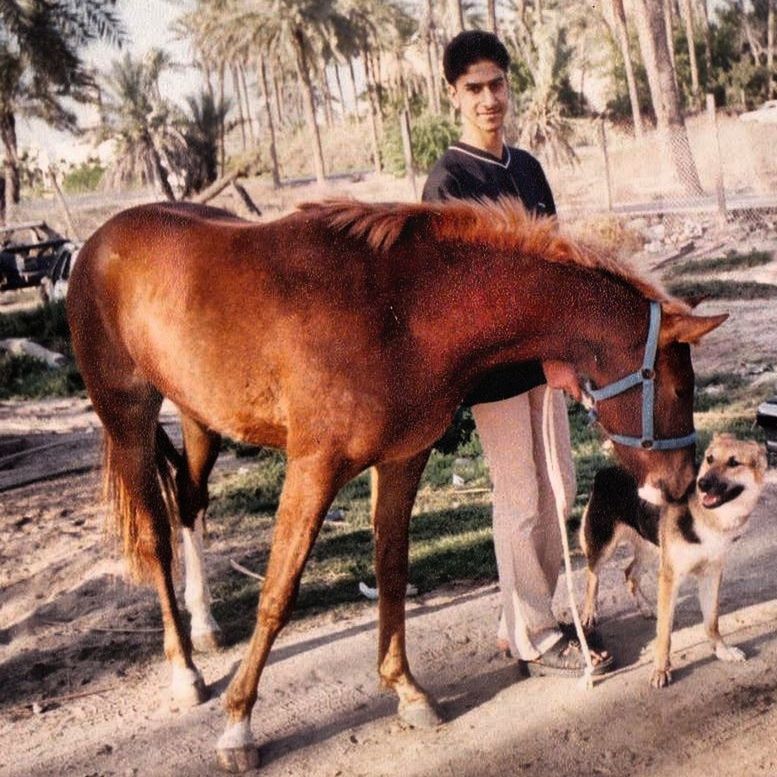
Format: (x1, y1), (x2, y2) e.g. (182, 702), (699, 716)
(298, 197), (688, 312)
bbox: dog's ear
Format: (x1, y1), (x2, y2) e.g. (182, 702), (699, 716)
(542, 359), (582, 402)
(659, 311), (729, 345)
(681, 294), (710, 309)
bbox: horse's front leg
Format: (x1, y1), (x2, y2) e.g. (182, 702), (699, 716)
(216, 452), (345, 773)
(372, 449), (441, 728)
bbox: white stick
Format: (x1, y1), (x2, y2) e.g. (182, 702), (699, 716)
(542, 387), (597, 689)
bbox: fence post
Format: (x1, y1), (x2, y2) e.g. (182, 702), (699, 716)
(399, 110), (417, 200)
(706, 93), (727, 223)
(599, 117), (613, 212)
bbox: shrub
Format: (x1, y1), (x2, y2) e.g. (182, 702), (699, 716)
(62, 159), (105, 194)
(381, 112), (459, 176)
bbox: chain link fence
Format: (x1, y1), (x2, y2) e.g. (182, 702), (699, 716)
(545, 101), (777, 240)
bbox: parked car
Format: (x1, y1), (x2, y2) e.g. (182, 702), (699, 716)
(756, 396), (777, 465)
(740, 100), (777, 124)
(0, 221), (68, 290)
(39, 243), (78, 303)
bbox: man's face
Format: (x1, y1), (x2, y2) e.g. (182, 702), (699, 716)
(448, 59), (508, 138)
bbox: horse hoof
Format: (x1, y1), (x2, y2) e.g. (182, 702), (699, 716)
(398, 698), (443, 729)
(171, 666), (209, 708)
(217, 746), (260, 773)
(192, 628), (224, 653)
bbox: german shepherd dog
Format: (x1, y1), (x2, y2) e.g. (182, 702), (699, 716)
(580, 434), (767, 688)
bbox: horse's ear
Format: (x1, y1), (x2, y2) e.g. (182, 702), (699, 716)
(659, 312), (729, 345)
(542, 360), (582, 401)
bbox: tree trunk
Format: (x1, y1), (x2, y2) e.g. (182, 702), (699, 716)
(291, 27), (326, 183)
(272, 61), (284, 127)
(769, 0), (775, 98)
(612, 0), (644, 137)
(679, 0), (700, 106)
(423, 0), (440, 113)
(239, 63), (255, 144)
(333, 64), (347, 119)
(321, 67), (334, 129)
(695, 0), (713, 84)
(145, 133), (176, 201)
(232, 66), (247, 150)
(634, 0), (704, 195)
(258, 54), (281, 188)
(0, 111), (21, 206)
(449, 0), (464, 34)
(362, 46), (383, 173)
(663, 0), (677, 77)
(218, 63), (226, 176)
(486, 0), (497, 34)
(347, 59), (361, 119)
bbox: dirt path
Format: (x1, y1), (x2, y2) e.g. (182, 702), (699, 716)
(1, 240), (776, 776)
(1, 470), (776, 777)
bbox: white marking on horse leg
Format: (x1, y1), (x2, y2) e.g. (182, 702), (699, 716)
(183, 517), (222, 649)
(638, 482), (664, 506)
(170, 662), (207, 706)
(217, 718), (255, 750)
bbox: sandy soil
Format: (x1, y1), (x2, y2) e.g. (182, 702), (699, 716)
(1, 222), (776, 777)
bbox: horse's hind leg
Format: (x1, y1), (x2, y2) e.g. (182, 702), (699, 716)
(177, 413), (223, 652)
(372, 449), (441, 729)
(101, 393), (207, 707)
(217, 452), (346, 772)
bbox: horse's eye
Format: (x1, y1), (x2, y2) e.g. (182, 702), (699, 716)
(706, 454), (714, 464)
(727, 456), (740, 467)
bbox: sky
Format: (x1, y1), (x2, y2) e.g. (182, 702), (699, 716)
(19, 0), (201, 165)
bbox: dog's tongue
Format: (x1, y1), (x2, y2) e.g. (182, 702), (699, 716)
(702, 492), (723, 509)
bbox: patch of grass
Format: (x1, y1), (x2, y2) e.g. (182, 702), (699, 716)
(664, 250), (772, 278)
(693, 372), (750, 412)
(0, 353), (84, 399)
(0, 300), (71, 352)
(666, 279), (777, 300)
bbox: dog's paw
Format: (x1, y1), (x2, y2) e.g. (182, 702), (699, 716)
(715, 643), (746, 663)
(650, 667), (672, 688)
(581, 610), (598, 631)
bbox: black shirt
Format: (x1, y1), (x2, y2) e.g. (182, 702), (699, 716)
(422, 142), (554, 405)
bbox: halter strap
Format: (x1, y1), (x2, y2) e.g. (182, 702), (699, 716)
(586, 301), (696, 451)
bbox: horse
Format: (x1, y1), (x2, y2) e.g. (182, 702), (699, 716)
(66, 197), (726, 772)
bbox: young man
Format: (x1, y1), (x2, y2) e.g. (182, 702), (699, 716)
(422, 30), (611, 676)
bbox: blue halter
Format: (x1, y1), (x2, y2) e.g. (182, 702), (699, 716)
(585, 301), (697, 451)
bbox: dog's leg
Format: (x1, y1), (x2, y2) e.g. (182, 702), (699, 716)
(651, 555), (679, 689)
(626, 539), (656, 620)
(698, 564), (746, 663)
(581, 565), (600, 631)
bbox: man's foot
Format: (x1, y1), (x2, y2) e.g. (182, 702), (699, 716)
(524, 628), (614, 678)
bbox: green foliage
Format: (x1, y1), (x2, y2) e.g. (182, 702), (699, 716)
(0, 354), (83, 399)
(0, 300), (71, 352)
(62, 158), (105, 193)
(666, 279), (777, 300)
(381, 112), (459, 176)
(664, 250), (772, 278)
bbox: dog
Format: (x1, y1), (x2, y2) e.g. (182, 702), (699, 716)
(580, 433), (767, 688)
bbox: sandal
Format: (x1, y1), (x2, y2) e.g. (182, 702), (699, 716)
(525, 633), (614, 678)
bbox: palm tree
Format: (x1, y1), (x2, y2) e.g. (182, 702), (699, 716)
(99, 50), (185, 200)
(180, 91), (231, 196)
(632, 0), (703, 195)
(611, 0), (644, 136)
(679, 0), (700, 104)
(0, 0), (124, 221)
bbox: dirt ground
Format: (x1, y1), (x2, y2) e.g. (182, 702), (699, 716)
(1, 213), (776, 777)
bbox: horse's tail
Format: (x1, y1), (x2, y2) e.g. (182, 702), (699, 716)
(102, 424), (183, 583)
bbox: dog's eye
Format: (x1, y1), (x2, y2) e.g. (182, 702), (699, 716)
(727, 456), (740, 467)
(706, 454), (714, 464)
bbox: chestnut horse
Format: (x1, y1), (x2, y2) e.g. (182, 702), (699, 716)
(67, 198), (725, 771)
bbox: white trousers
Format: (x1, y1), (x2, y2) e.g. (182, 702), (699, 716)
(472, 385), (576, 661)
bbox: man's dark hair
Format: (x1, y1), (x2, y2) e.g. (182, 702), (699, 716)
(443, 30), (510, 85)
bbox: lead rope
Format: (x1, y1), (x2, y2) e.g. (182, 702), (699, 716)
(542, 386), (597, 690)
